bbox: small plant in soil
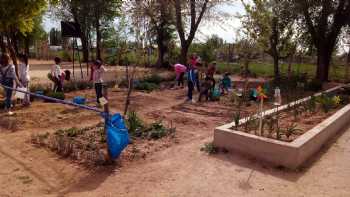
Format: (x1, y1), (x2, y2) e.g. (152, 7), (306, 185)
(233, 111), (241, 129)
(284, 123), (302, 140)
(200, 142), (218, 154)
(126, 111), (145, 137)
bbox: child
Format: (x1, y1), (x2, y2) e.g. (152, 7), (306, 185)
(0, 53), (22, 115)
(18, 54), (30, 106)
(173, 63), (187, 88)
(198, 76), (213, 102)
(220, 72), (232, 95)
(91, 60), (106, 106)
(187, 64), (198, 102)
(206, 62), (217, 87)
(51, 57), (62, 92)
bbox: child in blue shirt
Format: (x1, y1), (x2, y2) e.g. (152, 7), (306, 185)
(187, 64), (198, 102)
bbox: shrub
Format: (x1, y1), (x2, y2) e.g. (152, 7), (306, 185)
(45, 91), (65, 101)
(144, 74), (163, 84)
(200, 142), (218, 154)
(305, 79), (323, 92)
(147, 121), (168, 140)
(126, 111), (145, 137)
(57, 50), (72, 61)
(134, 82), (159, 92)
(316, 94), (335, 113)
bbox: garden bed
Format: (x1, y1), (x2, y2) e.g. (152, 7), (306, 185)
(31, 118), (176, 166)
(214, 85), (350, 169)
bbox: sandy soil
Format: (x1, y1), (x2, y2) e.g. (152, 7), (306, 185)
(0, 60), (349, 196)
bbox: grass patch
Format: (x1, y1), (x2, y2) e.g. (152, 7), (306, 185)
(217, 61), (347, 81)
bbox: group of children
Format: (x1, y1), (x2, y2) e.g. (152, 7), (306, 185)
(0, 53), (30, 115)
(174, 54), (232, 103)
(0, 53), (107, 116)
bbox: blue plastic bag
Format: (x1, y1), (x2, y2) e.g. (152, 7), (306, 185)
(106, 113), (129, 159)
(73, 96), (86, 105)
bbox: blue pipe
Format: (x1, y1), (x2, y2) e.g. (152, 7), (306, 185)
(0, 84), (104, 113)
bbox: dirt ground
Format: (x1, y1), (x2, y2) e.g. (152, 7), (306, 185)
(0, 60), (349, 197)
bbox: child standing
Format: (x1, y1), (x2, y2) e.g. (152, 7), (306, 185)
(0, 53), (22, 115)
(220, 72), (232, 95)
(51, 57), (62, 92)
(198, 76), (213, 102)
(91, 60), (106, 106)
(187, 64), (198, 102)
(173, 63), (187, 88)
(18, 54), (30, 106)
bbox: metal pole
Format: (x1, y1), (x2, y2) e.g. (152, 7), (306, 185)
(72, 37), (75, 79)
(102, 85), (111, 160)
(76, 38), (84, 79)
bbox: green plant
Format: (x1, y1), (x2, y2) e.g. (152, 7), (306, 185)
(126, 111), (145, 137)
(305, 78), (322, 91)
(306, 96), (317, 113)
(200, 142), (218, 154)
(233, 111), (241, 129)
(264, 115), (276, 138)
(45, 91), (65, 100)
(148, 121), (167, 140)
(284, 123), (302, 139)
(134, 82), (159, 92)
(317, 94), (335, 113)
(276, 127), (284, 140)
(144, 74), (163, 84)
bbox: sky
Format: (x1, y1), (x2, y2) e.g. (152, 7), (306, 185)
(43, 1), (246, 43)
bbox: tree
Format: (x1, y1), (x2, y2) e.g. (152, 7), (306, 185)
(49, 28), (62, 46)
(242, 0), (296, 79)
(90, 0), (122, 60)
(294, 0), (350, 82)
(0, 0), (47, 76)
(129, 0), (176, 67)
(174, 0), (210, 64)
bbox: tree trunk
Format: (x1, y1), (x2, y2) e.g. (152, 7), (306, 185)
(156, 28), (167, 67)
(345, 51), (350, 81)
(273, 55), (280, 79)
(0, 35), (7, 53)
(80, 33), (89, 62)
(24, 37), (30, 56)
(179, 43), (189, 65)
(287, 55), (293, 78)
(316, 48), (331, 82)
(95, 18), (102, 60)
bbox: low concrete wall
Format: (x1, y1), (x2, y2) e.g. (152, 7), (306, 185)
(214, 85), (350, 169)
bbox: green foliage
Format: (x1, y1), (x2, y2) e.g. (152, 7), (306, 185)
(317, 94), (336, 113)
(134, 82), (159, 92)
(305, 79), (323, 91)
(305, 96), (317, 113)
(0, 0), (47, 34)
(147, 122), (168, 140)
(200, 142), (218, 154)
(233, 111), (241, 129)
(284, 123), (302, 139)
(57, 50), (72, 61)
(126, 111), (145, 137)
(45, 91), (65, 100)
(144, 74), (163, 84)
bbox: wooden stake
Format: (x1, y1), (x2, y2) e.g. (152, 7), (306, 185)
(258, 98), (264, 134)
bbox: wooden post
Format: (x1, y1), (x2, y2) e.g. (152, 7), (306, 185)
(258, 98), (264, 134)
(102, 85), (111, 160)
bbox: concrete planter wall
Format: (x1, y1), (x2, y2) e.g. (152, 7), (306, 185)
(213, 85), (348, 169)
